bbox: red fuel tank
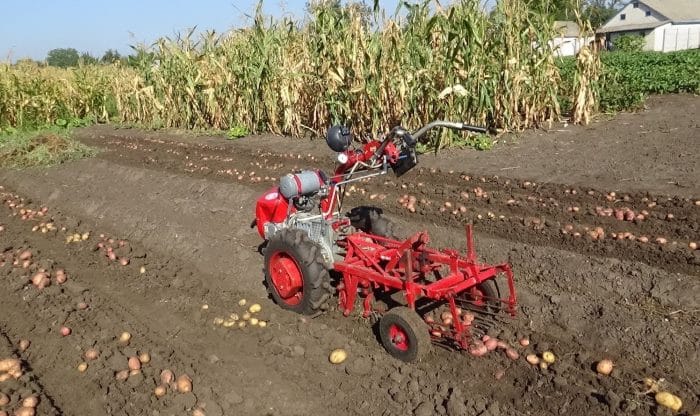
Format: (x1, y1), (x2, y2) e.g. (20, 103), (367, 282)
(255, 187), (292, 238)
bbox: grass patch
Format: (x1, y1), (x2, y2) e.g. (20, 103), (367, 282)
(0, 128), (95, 168)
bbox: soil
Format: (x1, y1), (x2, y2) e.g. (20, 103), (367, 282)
(0, 94), (698, 416)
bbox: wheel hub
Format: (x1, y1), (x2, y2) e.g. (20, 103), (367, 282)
(269, 252), (303, 305)
(388, 324), (409, 351)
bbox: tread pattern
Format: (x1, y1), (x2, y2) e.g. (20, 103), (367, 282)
(263, 228), (333, 314)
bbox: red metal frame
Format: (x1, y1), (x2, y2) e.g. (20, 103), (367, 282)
(333, 224), (517, 350)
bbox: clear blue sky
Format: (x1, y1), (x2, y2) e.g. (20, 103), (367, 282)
(0, 0), (401, 61)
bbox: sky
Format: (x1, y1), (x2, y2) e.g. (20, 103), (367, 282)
(0, 0), (401, 62)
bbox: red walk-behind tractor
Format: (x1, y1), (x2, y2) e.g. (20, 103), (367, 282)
(253, 121), (517, 362)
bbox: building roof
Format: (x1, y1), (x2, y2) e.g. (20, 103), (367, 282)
(642, 0), (700, 22)
(554, 21), (580, 37)
(596, 0), (700, 34)
(597, 21), (668, 33)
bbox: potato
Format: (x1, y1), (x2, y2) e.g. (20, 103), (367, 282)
(176, 374), (193, 393)
(13, 407), (35, 416)
(128, 356), (141, 370)
(329, 349), (347, 364)
(154, 385), (167, 398)
(542, 351), (556, 364)
(655, 392), (682, 412)
(21, 396), (38, 408)
(160, 369), (175, 385)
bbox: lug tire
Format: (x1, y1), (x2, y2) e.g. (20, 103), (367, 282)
(264, 228), (333, 315)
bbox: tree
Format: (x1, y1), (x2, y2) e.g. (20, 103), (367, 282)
(101, 49), (122, 64)
(613, 34), (645, 52)
(583, 0), (623, 28)
(46, 48), (80, 68)
(306, 0), (373, 28)
(545, 0), (623, 28)
(80, 52), (98, 65)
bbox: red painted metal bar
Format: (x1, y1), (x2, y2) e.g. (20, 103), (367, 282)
(403, 250), (417, 308)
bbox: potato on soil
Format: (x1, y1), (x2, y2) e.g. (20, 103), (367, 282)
(160, 369), (175, 385)
(176, 374), (193, 393)
(329, 349), (347, 364)
(154, 385), (167, 398)
(655, 391), (682, 412)
(128, 356), (141, 370)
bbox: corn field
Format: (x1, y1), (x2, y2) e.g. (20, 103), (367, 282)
(0, 0), (598, 146)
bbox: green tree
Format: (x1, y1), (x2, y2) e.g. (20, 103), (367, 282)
(306, 0), (373, 28)
(101, 49), (122, 64)
(544, 0), (622, 28)
(584, 0), (622, 28)
(46, 48), (80, 68)
(613, 34), (645, 51)
(80, 52), (98, 65)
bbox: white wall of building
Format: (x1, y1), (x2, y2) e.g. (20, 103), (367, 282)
(657, 23), (700, 51)
(608, 22), (700, 52)
(550, 36), (595, 56)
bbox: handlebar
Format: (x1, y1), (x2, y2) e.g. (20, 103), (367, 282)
(371, 120), (486, 162)
(412, 121), (487, 142)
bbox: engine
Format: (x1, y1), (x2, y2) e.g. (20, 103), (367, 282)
(254, 169), (336, 263)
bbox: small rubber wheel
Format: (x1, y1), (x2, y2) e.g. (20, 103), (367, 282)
(264, 228), (332, 315)
(467, 279), (502, 313)
(379, 307), (431, 362)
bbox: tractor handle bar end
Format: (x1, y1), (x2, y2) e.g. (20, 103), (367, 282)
(412, 121), (487, 142)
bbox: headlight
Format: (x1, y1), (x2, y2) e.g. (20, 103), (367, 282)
(337, 153), (349, 164)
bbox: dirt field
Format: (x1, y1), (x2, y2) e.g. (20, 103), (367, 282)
(1, 94), (698, 416)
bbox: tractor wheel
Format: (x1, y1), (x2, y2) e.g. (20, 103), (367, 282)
(263, 228), (332, 315)
(347, 206), (398, 238)
(379, 307), (431, 362)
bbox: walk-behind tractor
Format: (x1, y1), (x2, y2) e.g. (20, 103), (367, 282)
(253, 121), (517, 362)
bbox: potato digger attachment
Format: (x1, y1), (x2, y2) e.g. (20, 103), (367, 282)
(335, 224), (516, 361)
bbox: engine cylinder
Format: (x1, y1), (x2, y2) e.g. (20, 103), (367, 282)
(279, 170), (323, 199)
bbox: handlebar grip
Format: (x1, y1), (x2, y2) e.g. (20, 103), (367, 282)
(461, 124), (487, 133)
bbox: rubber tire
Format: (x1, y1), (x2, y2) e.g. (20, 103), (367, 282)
(379, 306), (431, 362)
(347, 206), (398, 238)
(472, 279), (502, 313)
(263, 228), (333, 315)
